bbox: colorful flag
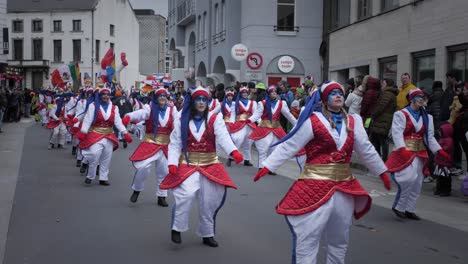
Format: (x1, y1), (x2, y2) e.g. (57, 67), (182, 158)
(50, 69), (64, 88)
(75, 62), (81, 85)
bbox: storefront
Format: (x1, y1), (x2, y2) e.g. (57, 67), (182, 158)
(1, 66), (24, 88)
(266, 55), (305, 88)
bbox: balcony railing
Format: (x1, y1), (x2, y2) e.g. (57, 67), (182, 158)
(196, 40), (207, 51)
(7, 59), (50, 68)
(212, 30), (226, 44)
(177, 0), (195, 25)
(273, 25), (300, 32)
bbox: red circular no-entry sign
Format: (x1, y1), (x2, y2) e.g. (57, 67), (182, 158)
(246, 52), (263, 70)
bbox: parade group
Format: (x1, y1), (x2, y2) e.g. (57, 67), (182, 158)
(30, 70), (458, 264)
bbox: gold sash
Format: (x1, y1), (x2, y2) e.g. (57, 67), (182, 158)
(236, 114), (250, 121)
(179, 152), (219, 166)
(299, 163), (354, 181)
(258, 120), (282, 128)
(405, 139), (426, 152)
(89, 126), (113, 134)
(144, 134), (170, 145)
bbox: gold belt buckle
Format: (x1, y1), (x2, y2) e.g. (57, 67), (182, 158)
(299, 163), (354, 181)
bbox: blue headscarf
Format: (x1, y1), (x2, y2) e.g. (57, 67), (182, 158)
(151, 94), (168, 138)
(180, 93), (194, 164)
(272, 90), (322, 147)
(55, 94), (65, 117)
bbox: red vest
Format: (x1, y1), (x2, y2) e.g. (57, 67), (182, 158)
(93, 105), (115, 128)
(187, 114), (217, 153)
(145, 106), (174, 135)
(237, 101), (254, 117)
(260, 100), (282, 121)
(402, 110), (425, 140)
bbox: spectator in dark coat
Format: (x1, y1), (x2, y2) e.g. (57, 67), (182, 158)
(369, 78), (397, 161)
(23, 89), (32, 118)
(112, 90), (132, 118)
(440, 71), (458, 121)
(426, 81), (444, 132)
(360, 75), (381, 122)
(0, 87), (7, 132)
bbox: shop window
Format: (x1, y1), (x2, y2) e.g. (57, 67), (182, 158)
(412, 49), (435, 91)
(379, 56), (397, 84)
(448, 43), (468, 82)
(277, 0), (295, 31)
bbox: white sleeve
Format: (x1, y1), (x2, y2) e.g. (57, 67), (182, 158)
(249, 101), (261, 123)
(352, 115), (387, 176)
(345, 94), (355, 108)
(126, 104), (150, 123)
(263, 119), (314, 172)
(212, 101), (221, 114)
(80, 103), (95, 134)
(66, 100), (76, 116)
(75, 101), (86, 121)
(256, 102), (264, 121)
(280, 101), (297, 126)
(427, 114), (442, 153)
(113, 106), (127, 133)
(214, 114), (237, 155)
(168, 118), (182, 166)
(171, 106), (178, 120)
(391, 111), (406, 150)
(49, 105), (59, 120)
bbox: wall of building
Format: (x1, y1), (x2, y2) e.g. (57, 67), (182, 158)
(0, 0), (7, 64)
(328, 0), (468, 87)
(137, 14), (161, 75)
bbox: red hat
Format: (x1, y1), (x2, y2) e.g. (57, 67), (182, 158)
(407, 88), (425, 102)
(267, 85), (278, 94)
(191, 86), (209, 99)
(154, 88), (169, 98)
(226, 90), (235, 97)
(320, 82), (344, 103)
(239, 86), (249, 94)
(99, 87), (111, 95)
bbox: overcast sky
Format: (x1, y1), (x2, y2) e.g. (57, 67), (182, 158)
(129, 0), (168, 17)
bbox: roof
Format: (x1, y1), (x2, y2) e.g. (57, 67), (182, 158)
(7, 0), (99, 13)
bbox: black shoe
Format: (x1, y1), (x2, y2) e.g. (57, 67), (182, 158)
(405, 211), (421, 220)
(130, 191), (140, 203)
(392, 208), (406, 219)
(48, 143), (54, 150)
(244, 160), (253, 166)
(72, 147), (77, 155)
(84, 178), (92, 184)
(96, 165), (100, 176)
(226, 158), (232, 167)
(57, 144), (64, 149)
(268, 171), (277, 175)
(80, 163), (88, 174)
(76, 160), (82, 167)
(123, 141), (128, 149)
(157, 196), (169, 207)
(171, 230), (182, 244)
(99, 180), (110, 186)
(202, 237), (219, 247)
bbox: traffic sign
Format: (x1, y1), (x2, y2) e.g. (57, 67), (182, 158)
(246, 52), (263, 70)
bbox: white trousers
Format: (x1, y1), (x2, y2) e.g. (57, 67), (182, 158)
(81, 138), (114, 181)
(74, 138), (84, 161)
(230, 125), (254, 161)
(171, 172), (227, 237)
(39, 109), (48, 124)
(392, 156), (425, 213)
(286, 192), (355, 264)
(131, 149), (168, 197)
(135, 122), (145, 141)
(255, 133), (279, 168)
(50, 123), (67, 146)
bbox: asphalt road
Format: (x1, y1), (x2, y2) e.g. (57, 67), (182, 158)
(3, 124), (468, 264)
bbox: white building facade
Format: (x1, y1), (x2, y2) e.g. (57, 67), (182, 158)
(7, 0), (140, 90)
(325, 0), (468, 89)
(0, 0), (7, 83)
(167, 0), (323, 88)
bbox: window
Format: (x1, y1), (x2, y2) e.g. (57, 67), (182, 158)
(221, 0), (225, 31)
(12, 20), (23, 33)
(72, 20), (81, 31)
(95, 39), (100, 62)
(3, 28), (9, 55)
(357, 0), (371, 20)
(53, 20), (62, 32)
(412, 49), (435, 91)
(110, 42), (114, 50)
(53, 40), (62, 62)
(13, 39), (23, 60)
(110, 24), (115, 36)
(379, 56), (398, 84)
(382, 0), (399, 11)
(32, 20), (43, 32)
(203, 12), (207, 41)
(448, 43), (468, 82)
(277, 0), (295, 31)
(197, 15), (201, 39)
(32, 39), (43, 60)
(330, 0), (350, 30)
(214, 4), (219, 33)
(73, 39), (81, 62)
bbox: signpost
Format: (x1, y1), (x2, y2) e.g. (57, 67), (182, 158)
(246, 52), (263, 70)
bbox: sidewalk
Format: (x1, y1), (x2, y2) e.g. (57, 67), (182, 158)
(0, 118), (34, 263)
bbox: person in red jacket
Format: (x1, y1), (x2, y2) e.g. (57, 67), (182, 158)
(360, 75), (381, 131)
(160, 87), (243, 248)
(76, 85), (133, 186)
(386, 89), (450, 219)
(254, 82), (390, 264)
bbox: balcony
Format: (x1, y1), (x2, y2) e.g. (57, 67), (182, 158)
(212, 30), (226, 44)
(195, 40), (207, 51)
(7, 59), (50, 68)
(177, 0), (195, 26)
